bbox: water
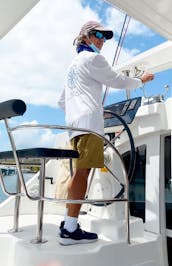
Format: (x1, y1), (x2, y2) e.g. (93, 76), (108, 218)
(0, 173), (34, 203)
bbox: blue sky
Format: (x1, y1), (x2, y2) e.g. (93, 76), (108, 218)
(0, 0), (171, 151)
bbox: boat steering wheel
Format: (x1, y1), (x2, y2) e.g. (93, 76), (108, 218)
(90, 110), (136, 207)
(69, 110), (136, 206)
(104, 110), (136, 183)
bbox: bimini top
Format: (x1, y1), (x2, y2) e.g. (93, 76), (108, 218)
(0, 0), (39, 39)
(107, 0), (172, 41)
(0, 0), (172, 42)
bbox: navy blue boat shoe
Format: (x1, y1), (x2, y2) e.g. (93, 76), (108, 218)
(59, 223), (98, 245)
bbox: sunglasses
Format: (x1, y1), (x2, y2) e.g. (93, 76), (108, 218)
(89, 31), (106, 41)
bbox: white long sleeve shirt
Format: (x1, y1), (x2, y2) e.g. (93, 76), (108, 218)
(57, 51), (142, 139)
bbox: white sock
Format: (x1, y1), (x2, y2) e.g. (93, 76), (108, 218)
(64, 216), (78, 233)
(64, 208), (68, 222)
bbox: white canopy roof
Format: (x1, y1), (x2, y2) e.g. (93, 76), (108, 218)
(115, 41), (172, 75)
(107, 0), (172, 41)
(0, 0), (172, 41)
(0, 0), (39, 39)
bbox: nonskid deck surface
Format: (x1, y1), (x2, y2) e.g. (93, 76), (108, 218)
(0, 214), (124, 246)
(0, 213), (155, 244)
(0, 214), (121, 266)
(0, 214), (161, 266)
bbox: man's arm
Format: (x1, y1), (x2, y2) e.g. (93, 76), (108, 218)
(88, 54), (154, 90)
(57, 88), (65, 111)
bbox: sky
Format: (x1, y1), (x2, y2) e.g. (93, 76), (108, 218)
(0, 0), (171, 151)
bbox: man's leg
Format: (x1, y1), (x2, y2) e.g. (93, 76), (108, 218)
(63, 168), (90, 233)
(59, 167), (98, 245)
(67, 168), (91, 217)
(59, 134), (103, 245)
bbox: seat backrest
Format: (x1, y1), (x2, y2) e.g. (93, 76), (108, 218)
(0, 99), (26, 120)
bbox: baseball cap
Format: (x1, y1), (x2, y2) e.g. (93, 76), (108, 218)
(73, 20), (113, 45)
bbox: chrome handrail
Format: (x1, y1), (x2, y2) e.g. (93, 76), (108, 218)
(4, 119), (40, 201)
(4, 123), (128, 196)
(0, 169), (20, 197)
(10, 123), (129, 190)
(39, 197), (128, 204)
(0, 121), (130, 244)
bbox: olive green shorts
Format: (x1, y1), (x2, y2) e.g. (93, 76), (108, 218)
(70, 134), (104, 169)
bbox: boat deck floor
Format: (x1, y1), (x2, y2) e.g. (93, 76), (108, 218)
(0, 214), (161, 266)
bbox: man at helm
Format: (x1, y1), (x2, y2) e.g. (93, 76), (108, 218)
(58, 20), (154, 245)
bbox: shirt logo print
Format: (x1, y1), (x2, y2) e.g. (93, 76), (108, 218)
(67, 64), (81, 97)
(67, 64), (78, 90)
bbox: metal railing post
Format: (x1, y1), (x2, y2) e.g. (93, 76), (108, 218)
(126, 199), (130, 244)
(9, 177), (23, 233)
(31, 158), (47, 243)
(124, 177), (130, 244)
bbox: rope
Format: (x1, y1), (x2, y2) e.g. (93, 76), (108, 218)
(102, 14), (131, 105)
(112, 14), (128, 66)
(114, 16), (131, 65)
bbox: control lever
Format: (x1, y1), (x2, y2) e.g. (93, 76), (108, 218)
(163, 84), (170, 98)
(122, 70), (131, 99)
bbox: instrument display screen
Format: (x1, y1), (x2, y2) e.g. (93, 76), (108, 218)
(104, 97), (141, 127)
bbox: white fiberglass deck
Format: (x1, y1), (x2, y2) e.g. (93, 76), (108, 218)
(0, 213), (163, 266)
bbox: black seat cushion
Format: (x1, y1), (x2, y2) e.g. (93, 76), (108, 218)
(0, 148), (79, 160)
(0, 99), (26, 120)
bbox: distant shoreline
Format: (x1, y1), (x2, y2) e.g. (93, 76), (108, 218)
(0, 173), (34, 203)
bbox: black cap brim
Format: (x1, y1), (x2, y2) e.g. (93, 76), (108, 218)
(103, 30), (113, 40)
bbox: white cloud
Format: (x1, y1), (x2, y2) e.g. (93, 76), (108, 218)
(105, 7), (153, 37)
(0, 0), (100, 107)
(13, 120), (57, 149)
(0, 0), (151, 108)
(102, 39), (140, 65)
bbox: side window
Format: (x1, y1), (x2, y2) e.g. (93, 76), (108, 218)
(123, 145), (146, 221)
(165, 135), (172, 229)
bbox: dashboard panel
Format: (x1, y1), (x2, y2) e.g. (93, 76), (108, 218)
(104, 97), (142, 127)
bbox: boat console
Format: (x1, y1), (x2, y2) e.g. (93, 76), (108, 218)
(104, 97), (142, 127)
